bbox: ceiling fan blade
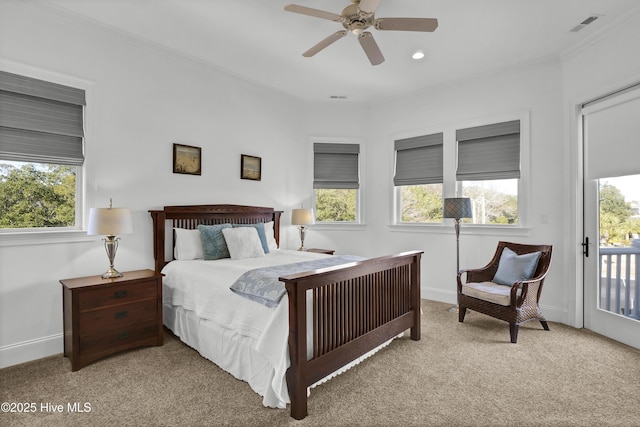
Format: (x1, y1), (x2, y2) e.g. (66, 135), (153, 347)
(375, 17), (439, 32)
(303, 30), (348, 57)
(284, 4), (344, 23)
(358, 32), (384, 65)
(358, 0), (382, 14)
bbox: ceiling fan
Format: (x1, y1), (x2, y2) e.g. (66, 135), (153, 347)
(284, 0), (438, 66)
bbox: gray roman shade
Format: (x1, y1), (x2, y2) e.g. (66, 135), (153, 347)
(393, 132), (443, 186)
(0, 70), (85, 166)
(313, 143), (360, 189)
(456, 120), (520, 181)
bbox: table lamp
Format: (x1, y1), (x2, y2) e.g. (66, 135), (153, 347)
(88, 199), (133, 279)
(291, 208), (315, 250)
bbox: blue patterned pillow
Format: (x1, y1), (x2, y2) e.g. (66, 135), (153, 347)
(493, 247), (541, 286)
(233, 223), (269, 254)
(198, 224), (232, 260)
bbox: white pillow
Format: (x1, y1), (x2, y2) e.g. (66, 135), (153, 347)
(173, 228), (203, 260)
(221, 227), (265, 260)
(264, 221), (279, 251)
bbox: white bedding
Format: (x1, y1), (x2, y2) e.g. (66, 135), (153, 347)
(162, 249), (329, 408)
(162, 249), (399, 409)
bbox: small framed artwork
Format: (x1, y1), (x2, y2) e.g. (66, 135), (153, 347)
(173, 143), (201, 175)
(241, 154), (261, 181)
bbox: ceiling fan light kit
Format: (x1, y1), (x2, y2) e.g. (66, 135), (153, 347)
(285, 0), (438, 66)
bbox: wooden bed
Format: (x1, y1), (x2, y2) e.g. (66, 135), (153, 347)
(149, 204), (422, 419)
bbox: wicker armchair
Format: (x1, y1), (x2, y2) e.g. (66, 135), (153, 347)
(457, 241), (553, 343)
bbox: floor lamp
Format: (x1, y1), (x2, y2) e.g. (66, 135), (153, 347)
(443, 197), (473, 312)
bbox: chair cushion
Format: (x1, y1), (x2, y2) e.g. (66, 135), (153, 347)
(462, 281), (521, 306)
(493, 247), (541, 286)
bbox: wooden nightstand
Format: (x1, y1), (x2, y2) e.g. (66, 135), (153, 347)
(60, 269), (163, 371)
(306, 248), (335, 255)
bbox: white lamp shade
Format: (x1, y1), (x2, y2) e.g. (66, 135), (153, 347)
(291, 208), (315, 226)
(87, 207), (133, 236)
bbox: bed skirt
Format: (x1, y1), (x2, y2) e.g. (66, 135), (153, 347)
(163, 302), (399, 409)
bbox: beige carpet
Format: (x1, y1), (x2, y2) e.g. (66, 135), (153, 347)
(2, 300), (639, 427)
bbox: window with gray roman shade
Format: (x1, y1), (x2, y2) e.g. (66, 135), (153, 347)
(456, 120), (520, 181)
(0, 70), (85, 166)
(313, 143), (360, 189)
(393, 132), (443, 186)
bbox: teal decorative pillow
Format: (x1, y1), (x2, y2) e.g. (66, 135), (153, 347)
(198, 224), (232, 260)
(493, 247), (541, 286)
(233, 223), (269, 254)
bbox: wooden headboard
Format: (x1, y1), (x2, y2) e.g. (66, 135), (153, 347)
(148, 204), (283, 273)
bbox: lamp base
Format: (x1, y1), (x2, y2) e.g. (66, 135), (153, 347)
(297, 226), (307, 252)
(101, 267), (124, 279)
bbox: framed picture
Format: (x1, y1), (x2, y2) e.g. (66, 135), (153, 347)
(241, 154), (261, 181)
(173, 143), (201, 175)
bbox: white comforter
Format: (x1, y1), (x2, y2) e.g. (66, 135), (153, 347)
(161, 249), (330, 407)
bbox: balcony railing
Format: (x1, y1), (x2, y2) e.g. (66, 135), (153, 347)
(599, 241), (640, 320)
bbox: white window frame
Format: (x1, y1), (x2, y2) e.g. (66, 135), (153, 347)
(0, 60), (94, 246)
(391, 111), (531, 236)
(309, 136), (365, 229)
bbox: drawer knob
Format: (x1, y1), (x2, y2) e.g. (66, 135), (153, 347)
(114, 310), (129, 319)
(116, 332), (129, 340)
(114, 290), (128, 298)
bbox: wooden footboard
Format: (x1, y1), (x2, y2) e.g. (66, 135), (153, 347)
(280, 250), (423, 420)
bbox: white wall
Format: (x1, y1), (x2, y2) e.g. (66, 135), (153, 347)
(0, 1), (307, 367)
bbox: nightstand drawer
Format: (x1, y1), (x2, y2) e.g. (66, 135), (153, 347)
(78, 280), (157, 310)
(79, 321), (159, 355)
(79, 299), (158, 335)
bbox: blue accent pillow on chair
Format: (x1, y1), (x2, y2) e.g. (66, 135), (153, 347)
(493, 247), (542, 286)
(198, 224), (232, 260)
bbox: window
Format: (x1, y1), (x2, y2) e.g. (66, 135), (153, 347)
(0, 70), (85, 230)
(313, 142), (360, 223)
(456, 120), (521, 225)
(394, 132), (443, 223)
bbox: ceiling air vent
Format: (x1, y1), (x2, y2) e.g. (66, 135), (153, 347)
(570, 15), (600, 32)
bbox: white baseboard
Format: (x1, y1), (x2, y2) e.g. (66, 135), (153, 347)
(422, 286), (457, 305)
(0, 334), (63, 369)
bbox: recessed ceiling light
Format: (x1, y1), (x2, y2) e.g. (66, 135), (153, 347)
(412, 50), (425, 60)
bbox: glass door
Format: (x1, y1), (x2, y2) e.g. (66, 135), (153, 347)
(582, 85), (640, 349)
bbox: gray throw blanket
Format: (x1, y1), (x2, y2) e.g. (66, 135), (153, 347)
(230, 255), (365, 308)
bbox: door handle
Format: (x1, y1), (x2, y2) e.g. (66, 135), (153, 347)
(582, 237), (590, 257)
